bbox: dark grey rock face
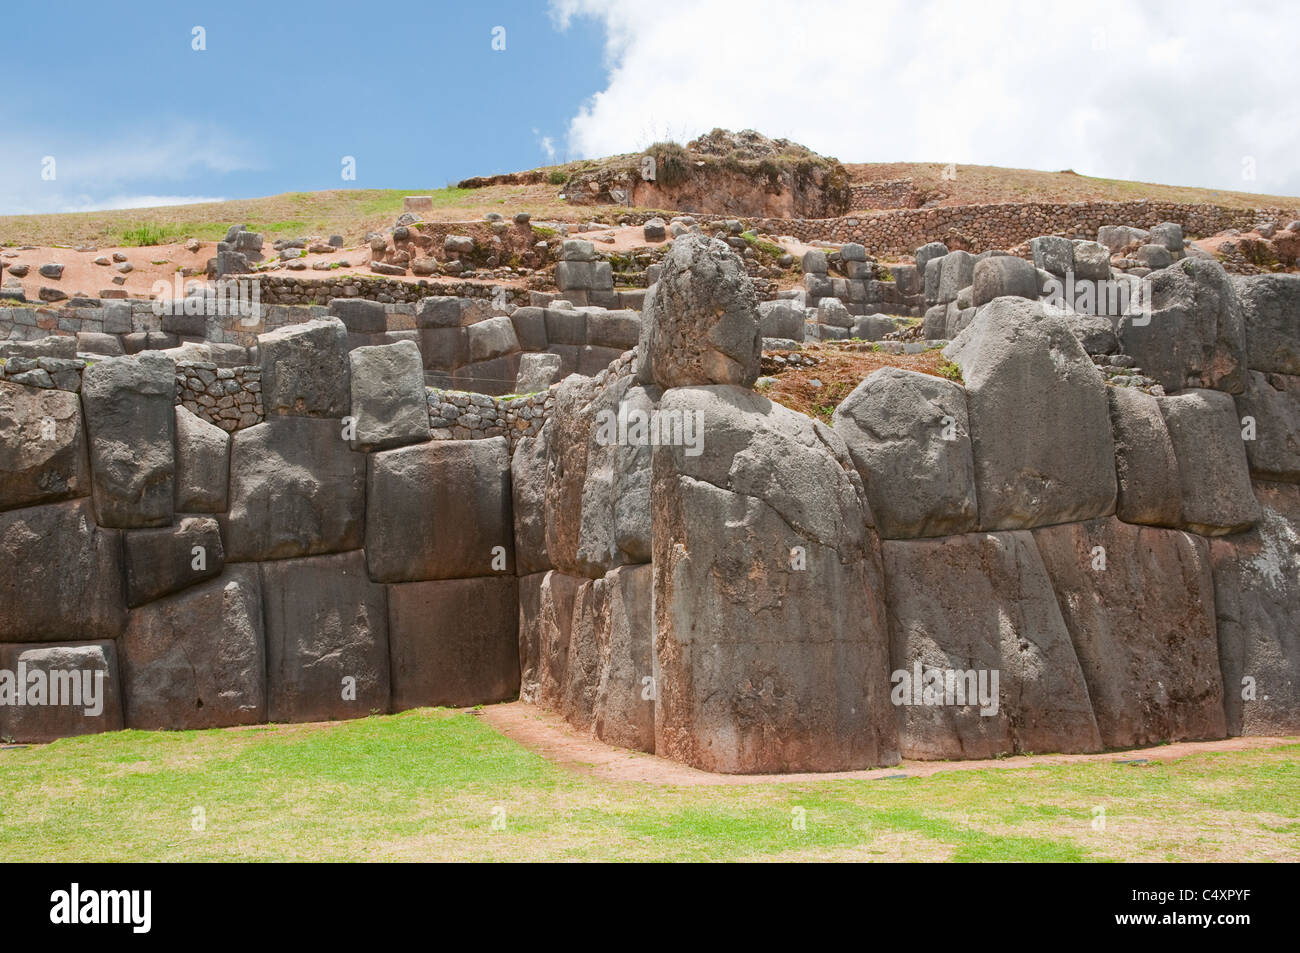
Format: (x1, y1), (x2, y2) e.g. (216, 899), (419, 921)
(121, 566), (266, 730)
(833, 367), (978, 539)
(0, 641), (124, 743)
(636, 233), (762, 389)
(365, 436), (513, 582)
(1034, 518), (1225, 748)
(1211, 481), (1300, 736)
(259, 317), (351, 418)
(1157, 389), (1260, 536)
(943, 297), (1116, 531)
(222, 417), (366, 562)
(652, 385), (899, 773)
(123, 516), (225, 608)
(174, 406), (229, 513)
(81, 352), (176, 528)
(881, 531), (1102, 759)
(1107, 386), (1182, 527)
(388, 575), (520, 710)
(0, 500), (126, 642)
(262, 551), (390, 723)
(0, 381), (89, 512)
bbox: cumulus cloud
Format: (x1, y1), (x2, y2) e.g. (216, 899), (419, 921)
(549, 0), (1300, 196)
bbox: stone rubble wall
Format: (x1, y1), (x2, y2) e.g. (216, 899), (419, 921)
(850, 179), (925, 210)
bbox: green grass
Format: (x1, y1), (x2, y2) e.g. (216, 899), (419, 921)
(1, 711), (1295, 861)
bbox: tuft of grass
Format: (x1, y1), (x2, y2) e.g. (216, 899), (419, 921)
(939, 359), (963, 382)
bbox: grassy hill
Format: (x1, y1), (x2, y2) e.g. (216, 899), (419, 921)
(844, 161), (1298, 210)
(2, 160), (1295, 250)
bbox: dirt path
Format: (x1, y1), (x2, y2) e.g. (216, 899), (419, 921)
(478, 701), (1298, 786)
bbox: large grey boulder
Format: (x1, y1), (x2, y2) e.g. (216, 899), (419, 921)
(915, 242), (949, 286)
(1119, 258), (1246, 394)
(0, 500), (126, 642)
(517, 571), (548, 704)
(1107, 386), (1182, 527)
(1149, 222), (1184, 252)
(1098, 224), (1150, 253)
(328, 298), (387, 334)
(591, 564), (656, 753)
(0, 380), (88, 511)
(881, 531), (1102, 759)
(514, 352), (562, 393)
(262, 550), (389, 722)
(259, 317), (351, 417)
(467, 315), (520, 363)
(1034, 518), (1225, 748)
(388, 575), (520, 710)
(173, 406), (229, 513)
(636, 233), (762, 389)
(652, 385), (899, 773)
(1134, 243), (1173, 270)
(586, 309), (641, 351)
(120, 566), (266, 729)
(832, 367), (977, 539)
(524, 570), (583, 712)
(1236, 370), (1300, 481)
(757, 300), (804, 340)
(123, 516), (224, 608)
(511, 430), (552, 575)
(222, 417), (367, 561)
(81, 352), (175, 528)
(365, 436), (513, 582)
(346, 340), (430, 451)
(971, 255), (1041, 306)
(1157, 389), (1260, 535)
(943, 298), (1116, 530)
(1030, 236), (1074, 277)
(0, 642), (123, 743)
(1233, 273), (1300, 375)
(936, 251), (975, 304)
(1211, 481), (1300, 735)
(1071, 241), (1112, 281)
(923, 257), (944, 304)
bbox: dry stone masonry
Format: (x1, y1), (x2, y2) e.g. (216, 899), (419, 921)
(1, 212), (1298, 778)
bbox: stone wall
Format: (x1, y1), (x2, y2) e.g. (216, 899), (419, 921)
(850, 179), (925, 210)
(4, 231), (1297, 775)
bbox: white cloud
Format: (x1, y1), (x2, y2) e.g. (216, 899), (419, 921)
(533, 128), (557, 162)
(0, 122), (255, 215)
(549, 0), (1300, 197)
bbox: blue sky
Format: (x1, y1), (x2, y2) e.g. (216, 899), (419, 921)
(3, 0), (1297, 215)
(0, 1), (609, 213)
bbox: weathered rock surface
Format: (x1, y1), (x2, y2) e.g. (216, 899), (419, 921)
(0, 500), (126, 642)
(636, 233), (762, 389)
(0, 641), (124, 742)
(259, 317), (350, 417)
(123, 516), (224, 608)
(881, 531), (1102, 759)
(943, 297), (1116, 530)
(222, 417), (367, 561)
(591, 564), (656, 753)
(262, 551), (389, 722)
(365, 436), (513, 581)
(1107, 386), (1182, 527)
(120, 566), (266, 729)
(387, 575), (520, 710)
(81, 352), (175, 527)
(832, 367), (977, 539)
(1210, 481), (1300, 735)
(1034, 518), (1225, 748)
(652, 385), (899, 773)
(346, 340), (430, 451)
(0, 381), (88, 511)
(511, 430), (552, 575)
(173, 406), (229, 513)
(1158, 389), (1260, 535)
(1235, 370), (1300, 482)
(971, 255), (1041, 306)
(1233, 274), (1300, 375)
(1119, 258), (1246, 394)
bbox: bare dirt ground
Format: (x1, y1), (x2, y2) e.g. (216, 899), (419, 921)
(479, 701), (1297, 787)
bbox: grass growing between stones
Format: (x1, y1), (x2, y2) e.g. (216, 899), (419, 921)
(0, 709), (1296, 862)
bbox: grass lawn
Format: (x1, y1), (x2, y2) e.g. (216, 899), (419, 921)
(1, 709), (1296, 862)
